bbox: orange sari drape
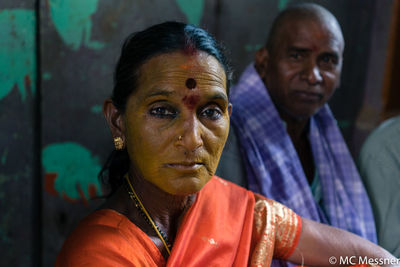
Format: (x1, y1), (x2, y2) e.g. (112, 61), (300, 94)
(55, 176), (301, 266)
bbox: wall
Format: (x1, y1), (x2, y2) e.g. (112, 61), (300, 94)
(352, 0), (394, 155)
(0, 0), (38, 266)
(0, 0), (393, 266)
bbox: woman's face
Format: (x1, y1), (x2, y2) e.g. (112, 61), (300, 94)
(123, 51), (231, 195)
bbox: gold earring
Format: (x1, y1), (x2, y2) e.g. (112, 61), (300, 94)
(113, 137), (124, 150)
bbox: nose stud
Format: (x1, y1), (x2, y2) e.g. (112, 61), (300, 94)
(178, 135), (183, 141)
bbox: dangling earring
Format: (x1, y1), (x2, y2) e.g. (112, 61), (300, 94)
(113, 137), (124, 150)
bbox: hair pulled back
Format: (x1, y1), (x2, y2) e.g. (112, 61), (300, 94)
(99, 21), (232, 194)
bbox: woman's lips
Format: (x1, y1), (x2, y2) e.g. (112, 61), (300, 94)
(165, 163), (204, 171)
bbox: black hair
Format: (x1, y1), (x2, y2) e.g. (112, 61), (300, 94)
(99, 21), (232, 194)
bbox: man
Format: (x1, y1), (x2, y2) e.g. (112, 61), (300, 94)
(217, 3), (376, 245)
(359, 115), (400, 257)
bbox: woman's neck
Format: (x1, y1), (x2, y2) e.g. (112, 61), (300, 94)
(124, 169), (197, 258)
(129, 170), (197, 230)
(102, 169), (197, 259)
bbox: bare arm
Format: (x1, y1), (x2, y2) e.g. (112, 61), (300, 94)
(287, 218), (399, 267)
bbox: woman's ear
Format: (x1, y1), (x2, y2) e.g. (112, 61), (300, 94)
(103, 99), (125, 142)
(228, 103), (233, 116)
(255, 47), (269, 80)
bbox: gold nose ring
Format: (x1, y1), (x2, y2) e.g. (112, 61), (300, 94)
(178, 135), (183, 141)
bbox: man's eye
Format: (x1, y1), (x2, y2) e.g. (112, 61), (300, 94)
(320, 55), (338, 66)
(200, 107), (222, 120)
(290, 53), (301, 60)
(321, 56), (332, 63)
(149, 106), (177, 118)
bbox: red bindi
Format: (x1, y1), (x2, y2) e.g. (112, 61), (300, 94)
(185, 78), (197, 89)
(182, 94), (200, 110)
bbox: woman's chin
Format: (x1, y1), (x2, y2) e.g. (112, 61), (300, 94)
(164, 176), (212, 196)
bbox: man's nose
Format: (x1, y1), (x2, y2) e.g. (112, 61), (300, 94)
(301, 61), (323, 84)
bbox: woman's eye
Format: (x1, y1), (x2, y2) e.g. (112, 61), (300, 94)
(149, 106), (177, 118)
(200, 107), (222, 120)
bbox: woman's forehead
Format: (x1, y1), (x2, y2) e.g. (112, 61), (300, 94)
(137, 51), (227, 90)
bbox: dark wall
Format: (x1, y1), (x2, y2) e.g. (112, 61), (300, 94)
(0, 0), (393, 266)
(0, 0), (37, 266)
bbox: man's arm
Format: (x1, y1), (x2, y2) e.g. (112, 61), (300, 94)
(288, 217), (399, 267)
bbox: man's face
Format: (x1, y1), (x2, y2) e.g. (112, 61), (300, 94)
(259, 18), (344, 120)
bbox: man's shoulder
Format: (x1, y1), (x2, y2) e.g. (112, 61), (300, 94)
(361, 116), (400, 158)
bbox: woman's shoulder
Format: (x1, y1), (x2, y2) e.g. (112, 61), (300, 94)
(55, 209), (164, 267)
(55, 210), (131, 265)
(63, 209), (131, 243)
(60, 209), (128, 243)
(201, 176), (255, 208)
(209, 176), (252, 196)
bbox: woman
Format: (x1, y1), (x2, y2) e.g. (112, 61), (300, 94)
(56, 22), (397, 266)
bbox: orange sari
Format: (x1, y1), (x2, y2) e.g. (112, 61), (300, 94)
(55, 177), (301, 266)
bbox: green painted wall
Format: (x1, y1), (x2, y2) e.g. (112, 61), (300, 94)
(176, 0), (204, 25)
(42, 142), (102, 200)
(48, 0), (104, 50)
(0, 9), (36, 101)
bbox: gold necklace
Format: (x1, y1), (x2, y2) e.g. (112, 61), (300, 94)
(124, 174), (172, 255)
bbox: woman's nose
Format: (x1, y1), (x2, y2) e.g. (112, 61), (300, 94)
(176, 115), (203, 152)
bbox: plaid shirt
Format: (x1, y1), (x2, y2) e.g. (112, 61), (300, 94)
(230, 64), (377, 247)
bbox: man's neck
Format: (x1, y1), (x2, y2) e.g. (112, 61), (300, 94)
(278, 108), (310, 142)
(278, 108), (315, 184)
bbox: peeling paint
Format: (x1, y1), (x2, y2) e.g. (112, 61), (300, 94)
(49, 0), (105, 50)
(0, 9), (36, 101)
(338, 120), (351, 129)
(1, 148), (8, 165)
(90, 105), (102, 114)
(45, 173), (59, 196)
(278, 0), (290, 10)
(42, 142), (102, 200)
(244, 44), (263, 52)
(176, 0), (204, 26)
(43, 72), (52, 81)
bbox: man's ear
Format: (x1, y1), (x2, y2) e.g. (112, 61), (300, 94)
(228, 103), (233, 116)
(103, 99), (125, 142)
(255, 47), (269, 80)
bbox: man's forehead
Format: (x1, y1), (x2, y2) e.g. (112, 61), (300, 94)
(278, 17), (344, 51)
